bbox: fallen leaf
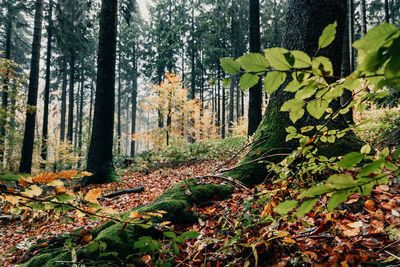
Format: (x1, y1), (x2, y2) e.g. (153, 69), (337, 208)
(85, 188), (101, 204)
(57, 170), (79, 179)
(364, 199), (375, 211)
(32, 173), (58, 183)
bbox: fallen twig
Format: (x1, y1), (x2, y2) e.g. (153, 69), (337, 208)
(100, 187), (144, 199)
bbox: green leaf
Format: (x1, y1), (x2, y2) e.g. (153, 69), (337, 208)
(358, 159), (385, 176)
(220, 57), (241, 74)
(327, 174), (357, 189)
(55, 194), (75, 202)
(358, 180), (374, 196)
(264, 71), (287, 94)
(239, 73), (260, 91)
(306, 99), (329, 119)
(393, 146), (400, 160)
(290, 108), (305, 123)
(264, 47), (291, 71)
(312, 57), (333, 76)
(353, 23), (400, 52)
(296, 198), (318, 218)
(385, 39), (400, 83)
(222, 78), (232, 88)
(237, 53), (269, 73)
(318, 22), (337, 49)
(357, 103), (367, 112)
(361, 144), (371, 154)
(295, 86), (317, 100)
(290, 51), (312, 68)
(285, 126), (297, 134)
(327, 190), (352, 212)
(275, 200), (298, 215)
(281, 99), (305, 112)
(163, 232), (176, 238)
(300, 185), (333, 198)
(337, 152), (364, 169)
(343, 77), (362, 91)
(180, 231), (200, 239)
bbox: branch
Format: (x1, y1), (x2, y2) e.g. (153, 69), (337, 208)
(100, 187), (144, 199)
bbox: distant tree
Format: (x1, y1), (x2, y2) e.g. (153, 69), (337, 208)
(19, 0), (44, 173)
(40, 0), (54, 167)
(85, 0), (118, 185)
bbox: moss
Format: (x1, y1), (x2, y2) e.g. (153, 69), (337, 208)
(44, 251), (71, 267)
(228, 101), (364, 186)
(94, 223), (136, 258)
(22, 179), (233, 266)
(19, 253), (53, 267)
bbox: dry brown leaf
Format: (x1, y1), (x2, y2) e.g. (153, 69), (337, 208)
(55, 185), (67, 195)
(364, 199), (375, 211)
(130, 211), (141, 219)
(32, 173), (58, 183)
(80, 171), (93, 177)
(81, 234), (93, 244)
(57, 170), (79, 179)
(19, 179), (29, 187)
(84, 188), (101, 204)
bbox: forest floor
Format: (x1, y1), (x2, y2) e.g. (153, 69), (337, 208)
(1, 156), (400, 266)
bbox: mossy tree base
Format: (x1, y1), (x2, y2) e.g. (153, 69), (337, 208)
(20, 180), (232, 267)
(228, 101), (364, 186)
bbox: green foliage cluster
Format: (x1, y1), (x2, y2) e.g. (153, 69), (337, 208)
(124, 137), (246, 172)
(221, 22), (400, 218)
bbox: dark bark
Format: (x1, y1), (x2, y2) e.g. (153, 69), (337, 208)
(0, 10), (13, 162)
(385, 0), (390, 23)
(101, 187), (144, 199)
(117, 52), (122, 155)
(248, 0), (262, 136)
(130, 41), (138, 158)
(230, 0), (363, 186)
(60, 58), (67, 141)
(89, 81), (94, 133)
(67, 52), (75, 143)
(77, 63), (84, 168)
(85, 0), (118, 185)
(41, 0), (53, 166)
(349, 0), (355, 71)
(340, 0), (354, 124)
(360, 0), (367, 36)
(19, 0), (44, 173)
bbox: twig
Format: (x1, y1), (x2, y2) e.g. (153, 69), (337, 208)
(384, 250), (400, 261)
(377, 239), (400, 252)
(100, 187), (144, 199)
(196, 174), (254, 195)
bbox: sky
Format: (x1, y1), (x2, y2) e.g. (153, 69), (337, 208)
(137, 0), (150, 20)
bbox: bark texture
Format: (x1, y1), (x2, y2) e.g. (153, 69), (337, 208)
(19, 0), (44, 173)
(229, 0), (363, 186)
(85, 0), (118, 185)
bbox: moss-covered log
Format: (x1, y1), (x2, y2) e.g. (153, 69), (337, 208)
(228, 0), (364, 186)
(20, 180), (232, 267)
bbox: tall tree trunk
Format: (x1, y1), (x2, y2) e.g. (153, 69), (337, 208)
(217, 68), (221, 132)
(230, 0), (363, 186)
(349, 0), (355, 71)
(89, 81), (94, 133)
(130, 41), (138, 158)
(0, 11), (13, 163)
(117, 52), (122, 155)
(67, 52), (75, 142)
(229, 3), (235, 132)
(340, 0), (354, 124)
(385, 0), (390, 23)
(60, 58), (67, 141)
(77, 63), (84, 168)
(190, 0), (195, 100)
(41, 0), (53, 167)
(221, 72), (226, 139)
(360, 0), (367, 36)
(85, 0), (118, 185)
(19, 0), (44, 173)
(248, 0), (262, 136)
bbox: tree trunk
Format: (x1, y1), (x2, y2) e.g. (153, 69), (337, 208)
(67, 52), (75, 143)
(60, 58), (68, 141)
(130, 41), (138, 158)
(85, 0), (118, 185)
(248, 0), (262, 136)
(340, 0), (354, 124)
(41, 0), (53, 167)
(19, 0), (44, 173)
(230, 0), (363, 186)
(385, 0), (390, 23)
(360, 0), (367, 36)
(117, 52), (122, 155)
(77, 63), (84, 168)
(0, 11), (13, 163)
